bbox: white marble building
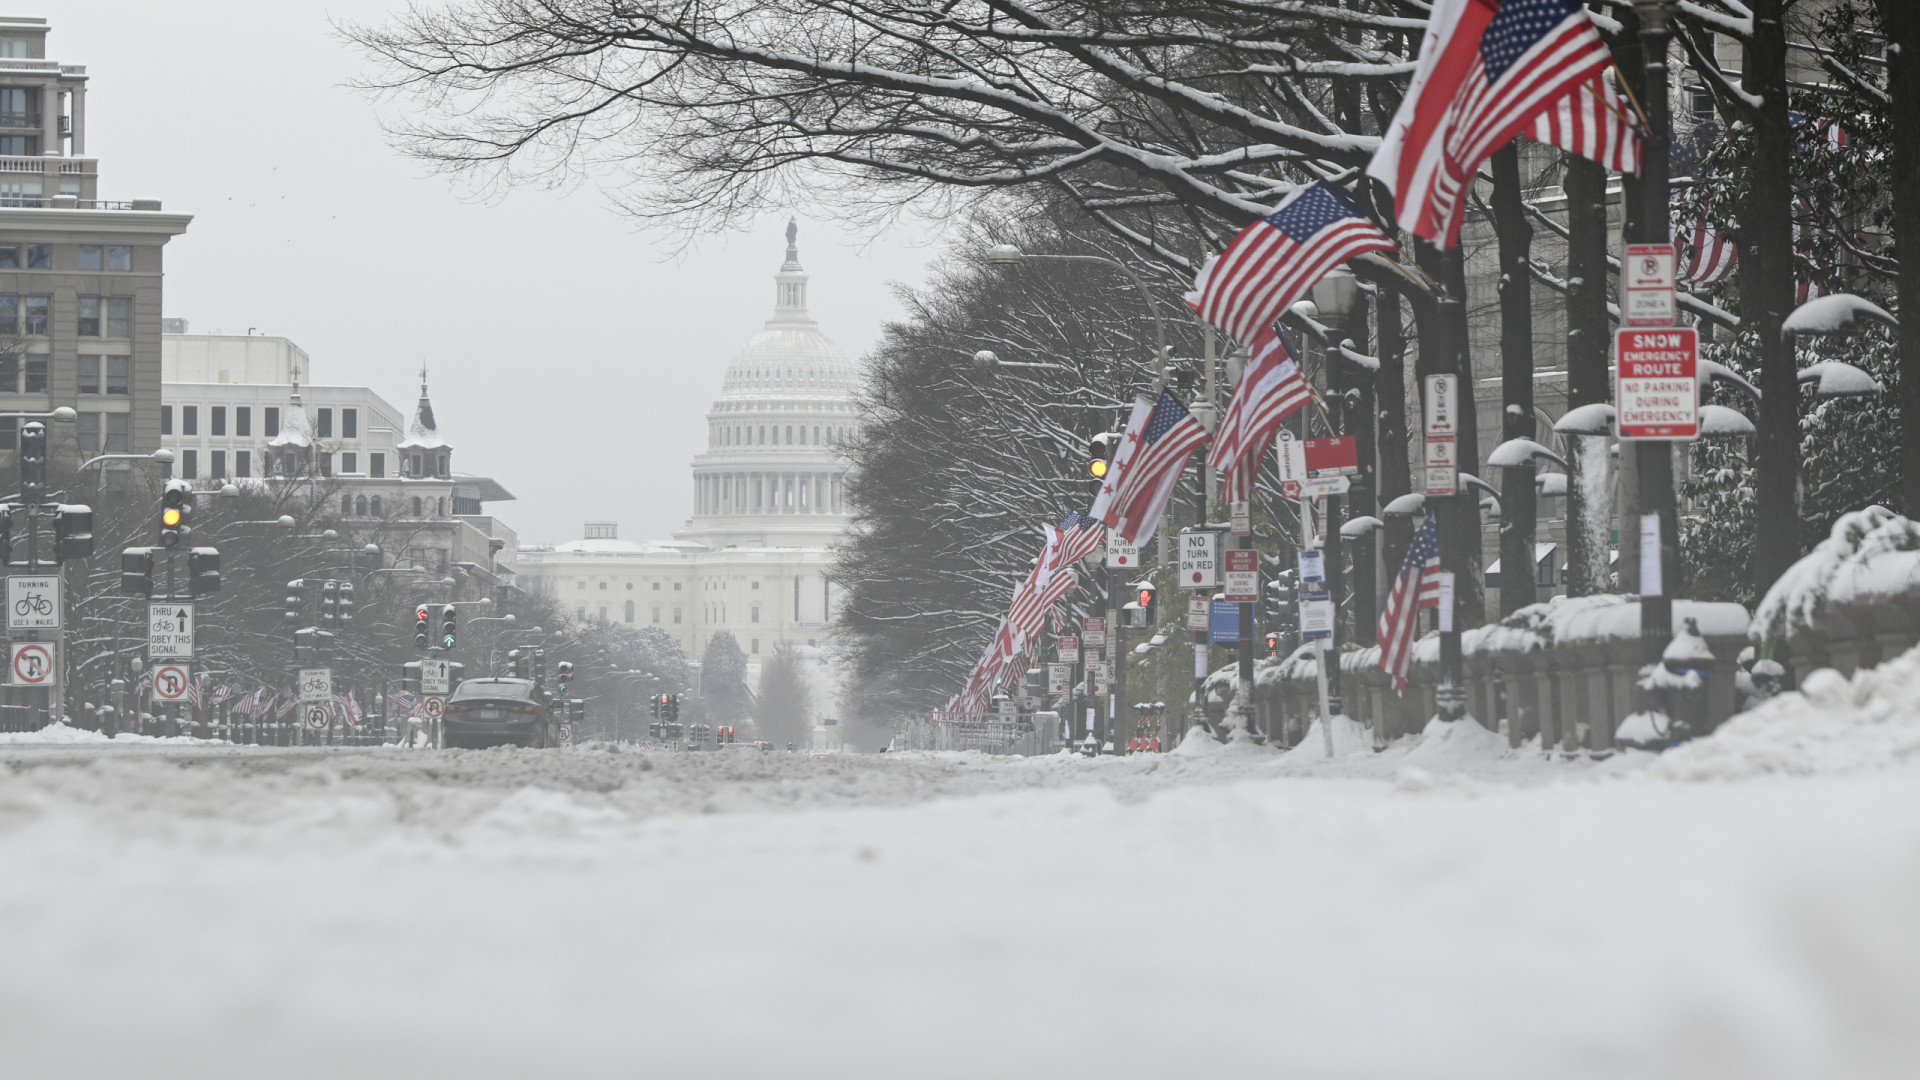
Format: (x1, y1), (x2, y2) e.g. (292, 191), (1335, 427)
(517, 224), (855, 706)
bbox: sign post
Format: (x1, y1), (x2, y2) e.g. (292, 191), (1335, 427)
(1423, 374), (1459, 497)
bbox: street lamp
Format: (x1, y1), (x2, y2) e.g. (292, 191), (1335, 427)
(969, 349), (1071, 373)
(983, 243), (1172, 382)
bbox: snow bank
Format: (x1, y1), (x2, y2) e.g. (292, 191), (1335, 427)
(1397, 716), (1511, 769)
(1291, 713), (1374, 757)
(1753, 505), (1920, 644)
(0, 723), (205, 745)
(1655, 640), (1920, 780)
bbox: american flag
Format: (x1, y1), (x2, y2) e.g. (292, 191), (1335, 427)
(390, 689), (418, 711)
(1528, 73), (1641, 174)
(1369, 0), (1616, 245)
(187, 672), (207, 709)
(1092, 392), (1211, 545)
(1377, 516), (1444, 696)
(1208, 326), (1314, 496)
(231, 688), (261, 717)
(1186, 182), (1394, 345)
(1679, 221), (1737, 286)
(1054, 509), (1107, 569)
(210, 684), (233, 706)
(332, 692), (363, 727)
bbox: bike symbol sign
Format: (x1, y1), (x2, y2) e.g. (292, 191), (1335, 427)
(148, 603), (195, 659)
(152, 663), (191, 701)
(7, 575), (60, 630)
(305, 704), (331, 730)
(9, 641), (55, 685)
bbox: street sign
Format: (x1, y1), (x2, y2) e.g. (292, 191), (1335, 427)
(1298, 550), (1326, 583)
(305, 704), (330, 730)
(147, 602), (194, 659)
(1304, 436), (1359, 477)
(1091, 662), (1112, 694)
(9, 641), (56, 685)
(7, 575), (60, 630)
(1179, 530), (1219, 588)
(1299, 594), (1335, 643)
(1222, 549), (1259, 602)
(1081, 617), (1106, 648)
(1057, 635), (1081, 665)
(298, 668), (333, 704)
(1623, 243), (1676, 327)
(1230, 499), (1251, 536)
(420, 659), (451, 696)
(1423, 373), (1460, 497)
(1186, 595), (1211, 631)
(1276, 433), (1308, 498)
(1209, 599), (1247, 644)
(1300, 475), (1352, 498)
(422, 695), (446, 719)
(1616, 327), (1699, 440)
(1047, 664), (1071, 694)
(1435, 572), (1457, 633)
(151, 662), (190, 701)
(1105, 539), (1139, 568)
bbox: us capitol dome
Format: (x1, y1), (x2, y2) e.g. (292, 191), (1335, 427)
(515, 222), (856, 716)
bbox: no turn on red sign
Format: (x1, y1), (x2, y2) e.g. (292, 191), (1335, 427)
(1616, 327), (1699, 440)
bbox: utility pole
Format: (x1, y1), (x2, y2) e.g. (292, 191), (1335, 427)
(1631, 0), (1678, 666)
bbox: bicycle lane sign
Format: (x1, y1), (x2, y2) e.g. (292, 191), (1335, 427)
(7, 575), (60, 630)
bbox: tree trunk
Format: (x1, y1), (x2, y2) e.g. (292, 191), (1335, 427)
(1376, 279), (1414, 574)
(1347, 293), (1379, 643)
(1880, 0), (1920, 515)
(1491, 144), (1538, 614)
(1564, 154), (1613, 595)
(1746, 0), (1801, 597)
(1441, 246), (1484, 630)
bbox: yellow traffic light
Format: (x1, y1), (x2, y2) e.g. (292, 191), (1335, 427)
(162, 507), (183, 527)
(1089, 459), (1109, 479)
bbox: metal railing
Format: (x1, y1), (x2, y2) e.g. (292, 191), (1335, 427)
(896, 711), (1059, 755)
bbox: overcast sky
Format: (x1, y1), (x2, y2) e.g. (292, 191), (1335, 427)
(51, 1), (941, 545)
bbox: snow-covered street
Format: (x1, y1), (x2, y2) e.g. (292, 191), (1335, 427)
(2, 716), (1917, 1080)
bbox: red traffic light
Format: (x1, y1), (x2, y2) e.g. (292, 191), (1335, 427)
(415, 605), (430, 623)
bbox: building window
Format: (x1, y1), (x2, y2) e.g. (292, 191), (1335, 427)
(21, 355), (43, 392)
(342, 409), (357, 439)
(78, 297), (100, 336)
(651, 605), (661, 624)
(236, 450), (251, 478)
(626, 582), (634, 590)
(160, 405), (172, 435)
(25, 245), (46, 268)
(235, 406), (251, 437)
(110, 246), (130, 271)
(181, 449), (198, 480)
(341, 452), (356, 474)
(107, 297), (130, 337)
(437, 455), (448, 477)
(80, 246), (103, 271)
(412, 496), (422, 516)
(181, 406), (197, 436)
(23, 295), (46, 334)
(625, 600), (635, 623)
(77, 354), (100, 394)
(107, 355), (128, 394)
(316, 408), (332, 438)
(370, 453), (385, 478)
(210, 406), (226, 436)
(210, 450), (226, 479)
(752, 639), (760, 654)
(354, 495), (367, 516)
(652, 582), (660, 591)
(318, 452), (332, 477)
(673, 606), (682, 624)
(0, 296), (13, 333)
(264, 407), (279, 437)
(751, 604), (760, 623)
(436, 497), (445, 516)
(105, 413), (128, 453)
(674, 582), (682, 591)
(76, 413), (98, 454)
(370, 495), (381, 516)
(599, 581), (608, 590)
(0, 417), (13, 450)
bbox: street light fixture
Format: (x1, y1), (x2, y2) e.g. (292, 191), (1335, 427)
(981, 242), (1172, 382)
(970, 349), (1070, 373)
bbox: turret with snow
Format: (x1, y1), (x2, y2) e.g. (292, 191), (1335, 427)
(398, 368), (453, 479)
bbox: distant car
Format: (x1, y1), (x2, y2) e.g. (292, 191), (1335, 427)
(441, 678), (554, 749)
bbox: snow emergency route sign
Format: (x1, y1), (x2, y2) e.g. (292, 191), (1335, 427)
(1616, 327), (1698, 440)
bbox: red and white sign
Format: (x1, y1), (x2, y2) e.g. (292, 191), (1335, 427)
(1081, 618), (1106, 648)
(9, 641), (55, 686)
(1056, 636), (1080, 665)
(1222, 549), (1260, 603)
(1623, 243), (1676, 327)
(1423, 374), (1459, 496)
(1105, 539), (1138, 568)
(1424, 435), (1458, 496)
(1275, 433), (1308, 498)
(1186, 596), (1211, 631)
(151, 662), (190, 700)
(421, 696), (445, 719)
(1616, 327), (1699, 440)
(1304, 436), (1359, 477)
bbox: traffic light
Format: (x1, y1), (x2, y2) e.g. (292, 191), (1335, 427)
(295, 627), (335, 666)
(415, 605), (431, 649)
(555, 661), (573, 694)
(666, 694), (680, 723)
(0, 505), (10, 565)
(121, 547), (154, 597)
(1088, 432), (1119, 480)
(532, 648), (546, 687)
(440, 604), (457, 649)
(189, 547), (221, 597)
(18, 421), (45, 505)
(402, 661), (422, 695)
(1136, 581), (1157, 624)
(1265, 632), (1280, 658)
(320, 580), (339, 628)
(159, 479), (192, 548)
(53, 504), (94, 562)
(336, 582), (353, 627)
(507, 648), (525, 678)
(650, 695), (663, 721)
(284, 579), (308, 626)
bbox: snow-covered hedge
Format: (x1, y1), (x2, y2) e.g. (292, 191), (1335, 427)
(1752, 505), (1920, 645)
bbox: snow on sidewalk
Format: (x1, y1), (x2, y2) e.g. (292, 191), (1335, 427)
(0, 724), (1914, 1079)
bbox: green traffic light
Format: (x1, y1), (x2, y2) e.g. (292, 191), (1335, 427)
(443, 634), (456, 648)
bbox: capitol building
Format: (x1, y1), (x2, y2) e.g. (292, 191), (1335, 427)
(516, 223), (856, 708)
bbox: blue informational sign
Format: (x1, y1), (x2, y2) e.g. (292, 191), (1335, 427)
(1209, 599), (1248, 644)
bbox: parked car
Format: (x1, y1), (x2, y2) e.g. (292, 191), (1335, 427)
(441, 678), (553, 749)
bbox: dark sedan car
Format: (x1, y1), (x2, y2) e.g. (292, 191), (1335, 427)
(441, 678), (554, 749)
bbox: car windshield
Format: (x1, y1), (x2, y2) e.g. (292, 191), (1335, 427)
(451, 679), (536, 701)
